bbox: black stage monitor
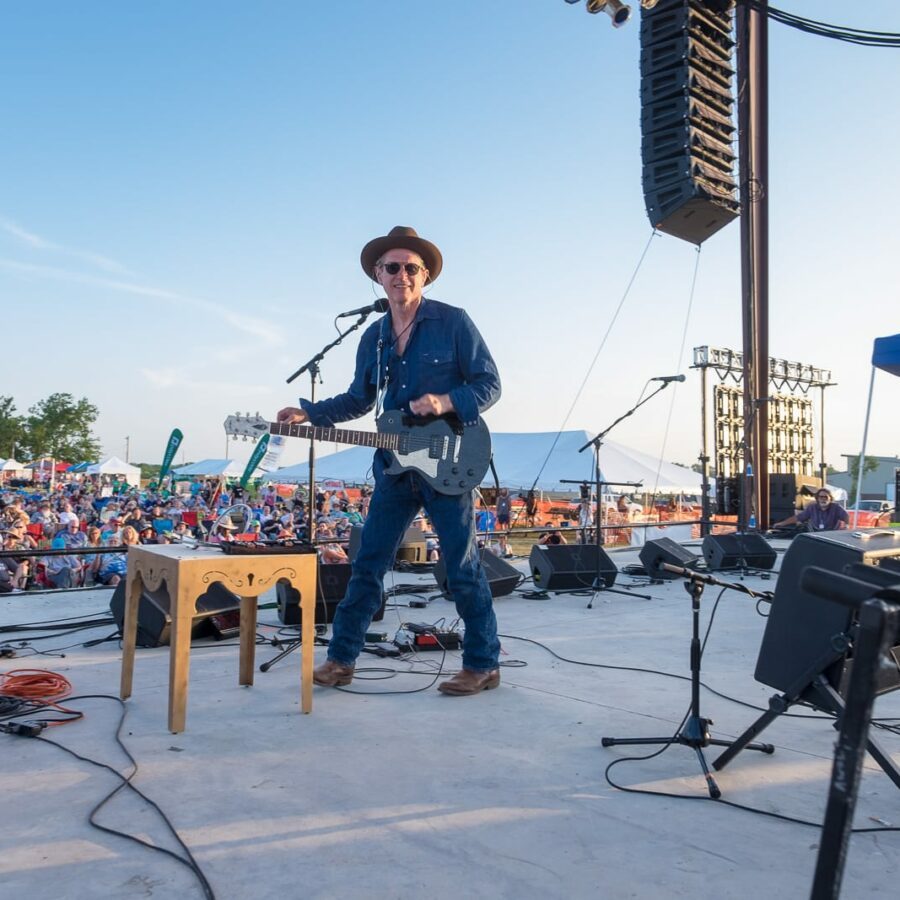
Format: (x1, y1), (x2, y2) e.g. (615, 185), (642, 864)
(754, 530), (900, 696)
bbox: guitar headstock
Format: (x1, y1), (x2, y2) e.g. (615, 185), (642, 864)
(224, 414), (270, 439)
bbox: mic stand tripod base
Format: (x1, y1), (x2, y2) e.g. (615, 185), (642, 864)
(600, 576), (774, 799)
(586, 582), (653, 608)
(260, 625), (326, 673)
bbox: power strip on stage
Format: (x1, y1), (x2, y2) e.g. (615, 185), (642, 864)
(394, 623), (462, 652)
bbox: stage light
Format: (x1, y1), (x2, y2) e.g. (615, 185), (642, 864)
(586, 0), (632, 27)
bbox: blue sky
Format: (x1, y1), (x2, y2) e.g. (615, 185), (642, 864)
(2, 1), (898, 481)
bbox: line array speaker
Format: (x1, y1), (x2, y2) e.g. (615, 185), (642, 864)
(109, 580), (241, 648)
(433, 549), (520, 599)
(702, 532), (776, 571)
(529, 544), (617, 592)
(276, 562), (385, 626)
(640, 0), (739, 244)
(639, 537), (701, 580)
(754, 531), (900, 696)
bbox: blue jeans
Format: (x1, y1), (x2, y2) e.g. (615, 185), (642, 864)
(327, 469), (500, 672)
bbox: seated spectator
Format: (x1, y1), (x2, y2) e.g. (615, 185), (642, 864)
(56, 500), (79, 530)
(44, 536), (85, 589)
(62, 518), (87, 548)
(136, 521), (157, 544)
(84, 525), (104, 585)
(316, 522), (348, 564)
(172, 520), (193, 541)
(31, 501), (59, 529)
(96, 525), (140, 586)
(209, 521), (238, 543)
(1, 529), (31, 590)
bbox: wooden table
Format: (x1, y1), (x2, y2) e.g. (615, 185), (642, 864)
(119, 543), (317, 732)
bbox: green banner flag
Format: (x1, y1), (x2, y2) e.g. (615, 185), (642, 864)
(241, 433), (270, 488)
(159, 428), (183, 482)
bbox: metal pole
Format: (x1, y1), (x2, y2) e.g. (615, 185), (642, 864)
(753, 1), (770, 531)
(852, 367), (877, 529)
(737, 0), (769, 532)
(699, 365), (711, 536)
(819, 384), (828, 487)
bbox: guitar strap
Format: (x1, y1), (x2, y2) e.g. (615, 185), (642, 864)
(374, 314), (391, 418)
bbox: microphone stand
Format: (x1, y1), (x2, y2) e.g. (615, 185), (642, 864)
(577, 381), (672, 604)
(262, 307), (383, 673)
(601, 562), (775, 799)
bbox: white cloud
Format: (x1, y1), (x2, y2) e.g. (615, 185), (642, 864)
(0, 257), (286, 347)
(141, 366), (272, 397)
(0, 216), (134, 275)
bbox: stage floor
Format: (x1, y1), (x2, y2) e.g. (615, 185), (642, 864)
(2, 539), (899, 899)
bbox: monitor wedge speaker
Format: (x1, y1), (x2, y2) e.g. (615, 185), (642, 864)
(529, 544), (617, 591)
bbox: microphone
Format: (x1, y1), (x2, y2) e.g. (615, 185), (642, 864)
(336, 298), (389, 318)
(651, 374), (686, 383)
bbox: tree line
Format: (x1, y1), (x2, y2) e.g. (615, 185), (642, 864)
(0, 393), (101, 462)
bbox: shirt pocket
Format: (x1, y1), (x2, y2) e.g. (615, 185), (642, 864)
(422, 349), (456, 369)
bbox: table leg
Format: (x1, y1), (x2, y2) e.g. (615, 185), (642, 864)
(120, 570), (143, 700)
(239, 597), (257, 686)
(300, 564), (315, 714)
(168, 576), (192, 733)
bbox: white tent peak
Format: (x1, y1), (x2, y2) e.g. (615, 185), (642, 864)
(172, 459), (244, 478)
(0, 458), (29, 472)
(269, 429), (702, 494)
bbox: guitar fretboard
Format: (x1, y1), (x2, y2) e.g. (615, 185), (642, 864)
(270, 420), (399, 451)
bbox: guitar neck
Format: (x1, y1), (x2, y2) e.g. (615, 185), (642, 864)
(270, 420), (398, 451)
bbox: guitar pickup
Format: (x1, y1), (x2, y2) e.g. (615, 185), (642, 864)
(429, 435), (449, 460)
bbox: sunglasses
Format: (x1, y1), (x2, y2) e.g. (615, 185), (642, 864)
(380, 262), (426, 276)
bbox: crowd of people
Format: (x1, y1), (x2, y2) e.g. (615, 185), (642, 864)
(2, 472), (709, 595)
(0, 476), (376, 593)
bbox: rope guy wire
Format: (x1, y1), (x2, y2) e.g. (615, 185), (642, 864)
(520, 229), (660, 498)
(645, 242), (703, 506)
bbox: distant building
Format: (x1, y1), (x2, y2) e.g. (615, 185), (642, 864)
(828, 454), (900, 500)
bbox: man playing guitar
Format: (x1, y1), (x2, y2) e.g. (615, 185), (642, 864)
(277, 226), (502, 695)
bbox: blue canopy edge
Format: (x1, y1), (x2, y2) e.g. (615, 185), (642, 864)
(872, 333), (900, 377)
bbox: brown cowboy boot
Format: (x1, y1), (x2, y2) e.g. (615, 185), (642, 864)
(437, 668), (500, 696)
(313, 659), (355, 687)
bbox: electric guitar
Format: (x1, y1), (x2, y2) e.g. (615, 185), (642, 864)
(223, 410), (492, 495)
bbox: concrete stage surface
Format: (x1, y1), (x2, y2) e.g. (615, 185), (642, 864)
(1, 539), (898, 899)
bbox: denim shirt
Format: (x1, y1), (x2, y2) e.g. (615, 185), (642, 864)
(300, 298), (501, 429)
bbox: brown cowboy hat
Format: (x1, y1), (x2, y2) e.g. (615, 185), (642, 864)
(360, 226), (442, 284)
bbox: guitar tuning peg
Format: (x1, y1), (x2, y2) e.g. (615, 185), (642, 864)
(242, 436), (248, 442)
(245, 412), (250, 418)
(235, 411), (240, 417)
(255, 411), (260, 417)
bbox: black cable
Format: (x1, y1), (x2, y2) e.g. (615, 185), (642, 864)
(742, 0), (900, 48)
(0, 616), (115, 634)
(2, 694), (216, 899)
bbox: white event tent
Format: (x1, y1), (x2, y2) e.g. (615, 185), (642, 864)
(270, 430), (702, 494)
(0, 458), (30, 474)
(85, 456), (142, 487)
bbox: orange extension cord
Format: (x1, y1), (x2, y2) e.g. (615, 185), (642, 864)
(0, 668), (73, 701)
(0, 668), (79, 726)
